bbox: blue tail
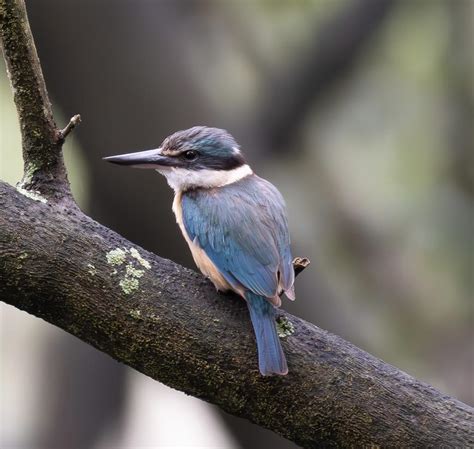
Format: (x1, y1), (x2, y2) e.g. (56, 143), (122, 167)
(245, 292), (288, 376)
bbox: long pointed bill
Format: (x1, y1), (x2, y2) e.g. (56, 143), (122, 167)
(103, 148), (173, 168)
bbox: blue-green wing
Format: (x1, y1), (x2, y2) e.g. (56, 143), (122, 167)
(181, 175), (294, 298)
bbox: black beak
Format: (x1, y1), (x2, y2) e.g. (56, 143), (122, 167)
(103, 148), (173, 168)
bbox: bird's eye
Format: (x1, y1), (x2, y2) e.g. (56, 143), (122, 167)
(183, 150), (198, 161)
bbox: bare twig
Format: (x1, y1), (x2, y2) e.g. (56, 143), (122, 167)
(59, 114), (82, 141)
(293, 257), (311, 277)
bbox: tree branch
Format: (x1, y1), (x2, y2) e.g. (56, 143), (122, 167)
(58, 113), (81, 141)
(0, 1), (473, 447)
(0, 182), (472, 448)
(0, 0), (79, 200)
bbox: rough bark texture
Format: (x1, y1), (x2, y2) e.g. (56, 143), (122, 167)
(1, 181), (473, 448)
(0, 0), (70, 199)
(1, 0), (473, 448)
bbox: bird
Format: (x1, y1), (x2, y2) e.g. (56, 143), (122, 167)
(104, 126), (295, 375)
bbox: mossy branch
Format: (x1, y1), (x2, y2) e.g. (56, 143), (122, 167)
(0, 181), (473, 448)
(0, 0), (79, 200)
(0, 1), (473, 448)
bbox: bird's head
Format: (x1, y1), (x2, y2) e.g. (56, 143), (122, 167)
(104, 126), (252, 191)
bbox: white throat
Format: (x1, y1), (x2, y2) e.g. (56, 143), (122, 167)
(156, 164), (253, 193)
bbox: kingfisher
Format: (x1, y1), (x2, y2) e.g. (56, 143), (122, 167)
(104, 126), (295, 375)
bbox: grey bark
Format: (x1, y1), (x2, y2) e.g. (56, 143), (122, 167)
(1, 181), (473, 448)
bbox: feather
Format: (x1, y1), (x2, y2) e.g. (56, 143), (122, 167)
(179, 173), (294, 375)
(246, 291), (287, 375)
(181, 174), (295, 300)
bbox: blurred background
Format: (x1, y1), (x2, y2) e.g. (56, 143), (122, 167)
(1, 0), (473, 448)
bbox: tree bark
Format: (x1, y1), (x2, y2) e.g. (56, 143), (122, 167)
(1, 181), (472, 448)
(0, 0), (74, 199)
(0, 0), (473, 448)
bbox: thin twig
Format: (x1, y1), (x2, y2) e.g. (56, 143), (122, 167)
(293, 257), (310, 277)
(59, 114), (82, 141)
